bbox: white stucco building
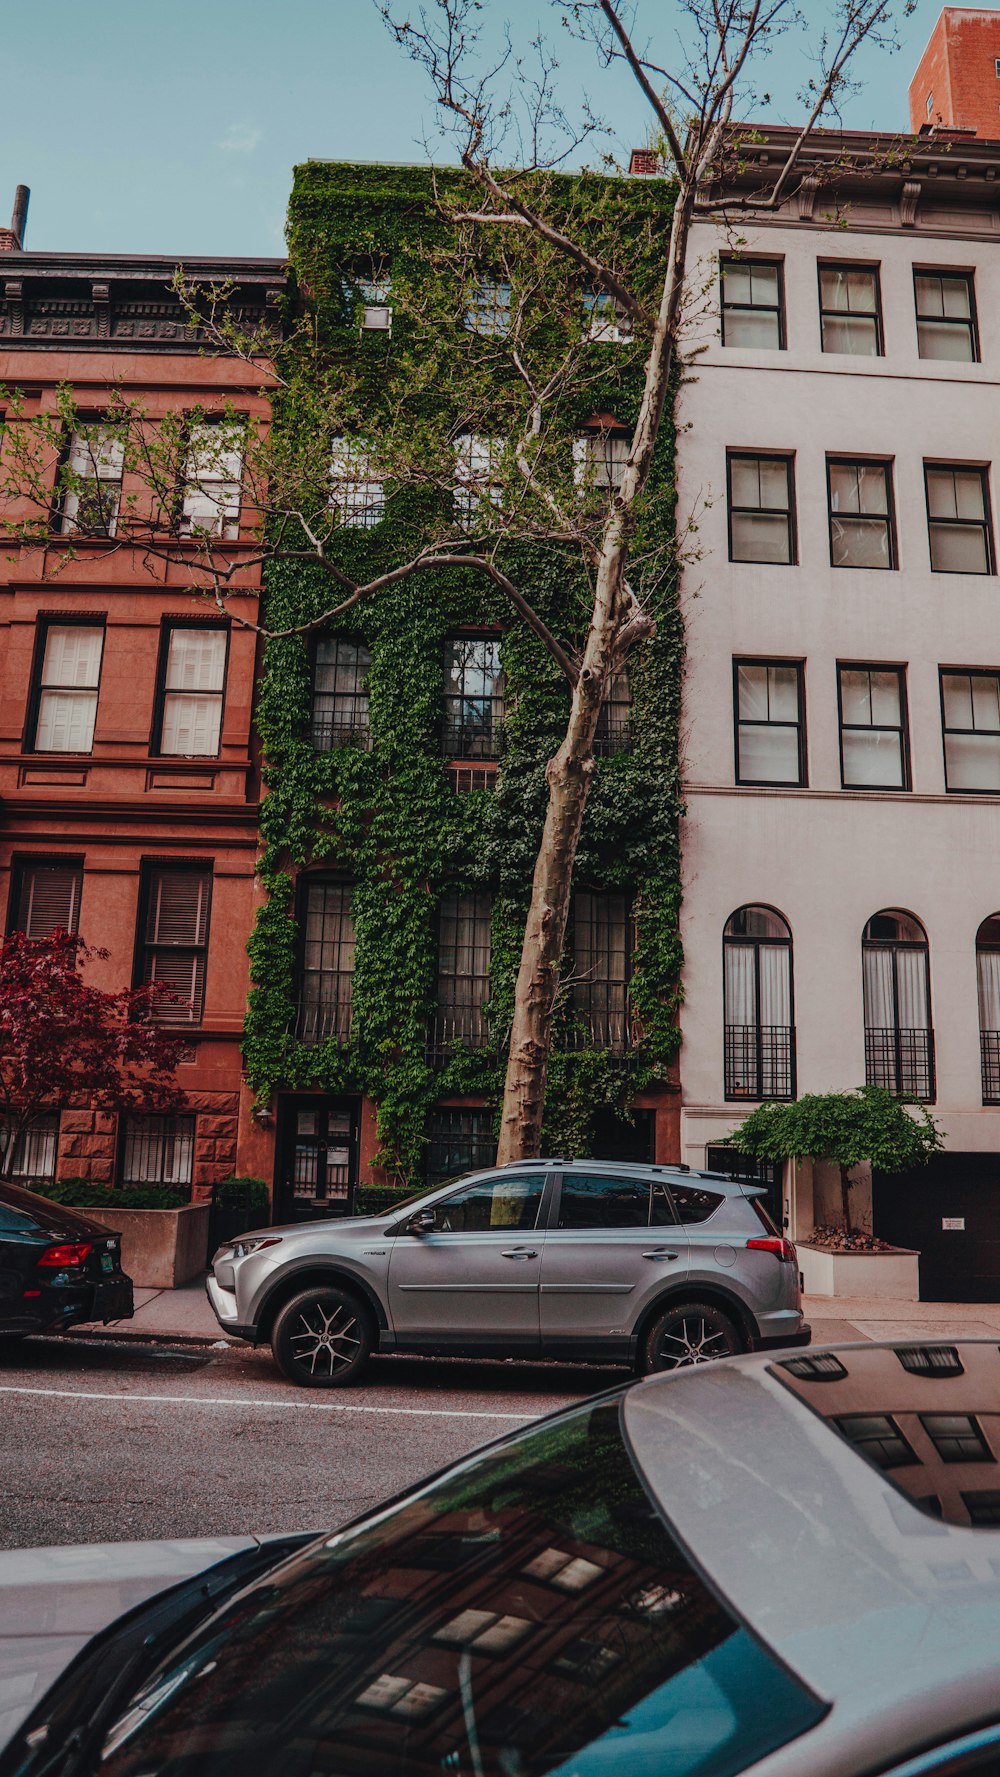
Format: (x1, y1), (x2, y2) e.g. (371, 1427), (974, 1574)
(676, 123), (1000, 1296)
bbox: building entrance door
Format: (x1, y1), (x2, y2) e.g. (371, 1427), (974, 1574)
(274, 1096), (359, 1223)
(875, 1153), (1000, 1302)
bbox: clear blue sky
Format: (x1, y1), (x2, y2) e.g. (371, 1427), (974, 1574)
(1, 0), (988, 259)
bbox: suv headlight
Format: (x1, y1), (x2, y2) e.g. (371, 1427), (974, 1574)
(232, 1236), (283, 1260)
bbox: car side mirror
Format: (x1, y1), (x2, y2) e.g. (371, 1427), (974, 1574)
(407, 1209), (436, 1237)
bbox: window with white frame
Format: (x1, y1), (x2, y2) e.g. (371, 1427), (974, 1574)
(180, 421), (243, 540)
(121, 1114), (195, 1190)
(329, 437), (384, 528)
(464, 281), (511, 336)
(573, 430), (630, 499)
(155, 625), (227, 756)
(344, 273), (392, 331)
(59, 425), (124, 536)
(11, 859), (82, 937)
(453, 434), (504, 522)
(583, 289), (632, 343)
(31, 622), (104, 753)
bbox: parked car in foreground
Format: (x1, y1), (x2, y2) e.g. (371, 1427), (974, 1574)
(206, 1158), (809, 1385)
(0, 1180), (132, 1338)
(6, 1341), (1000, 1776)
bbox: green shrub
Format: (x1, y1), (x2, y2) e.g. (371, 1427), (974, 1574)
(213, 1175), (269, 1211)
(353, 1185), (415, 1217)
(36, 1178), (189, 1211)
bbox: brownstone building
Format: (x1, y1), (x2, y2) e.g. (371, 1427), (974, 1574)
(910, 6), (1000, 136)
(0, 202), (284, 1200)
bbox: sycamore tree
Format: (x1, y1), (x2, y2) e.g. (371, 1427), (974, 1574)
(0, 0), (913, 1163)
(0, 932), (186, 1181)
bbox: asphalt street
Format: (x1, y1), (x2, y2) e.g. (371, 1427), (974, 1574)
(0, 1334), (620, 1551)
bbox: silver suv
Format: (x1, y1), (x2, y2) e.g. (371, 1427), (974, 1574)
(206, 1159), (810, 1386)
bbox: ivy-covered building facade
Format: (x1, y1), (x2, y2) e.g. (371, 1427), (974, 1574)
(236, 159), (685, 1217)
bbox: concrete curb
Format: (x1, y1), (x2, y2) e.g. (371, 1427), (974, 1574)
(52, 1327), (238, 1352)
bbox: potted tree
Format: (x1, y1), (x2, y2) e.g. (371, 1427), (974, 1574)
(727, 1086), (943, 1300)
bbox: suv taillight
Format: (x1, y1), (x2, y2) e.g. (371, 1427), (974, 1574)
(746, 1236), (797, 1263)
(38, 1242), (93, 1268)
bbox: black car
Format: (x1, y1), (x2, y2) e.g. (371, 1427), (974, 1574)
(0, 1180), (133, 1336)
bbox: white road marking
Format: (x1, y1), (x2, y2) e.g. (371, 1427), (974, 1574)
(0, 1383), (537, 1422)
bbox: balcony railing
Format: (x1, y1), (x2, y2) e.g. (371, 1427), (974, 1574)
(427, 1007), (493, 1062)
(981, 1030), (1000, 1103)
(295, 995), (353, 1045)
(310, 712), (372, 753)
(865, 1025), (935, 1101)
(565, 1007), (635, 1053)
(724, 1024), (796, 1101)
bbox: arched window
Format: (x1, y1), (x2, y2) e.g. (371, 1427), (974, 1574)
(976, 915), (1000, 1104)
(723, 906), (795, 1101)
(862, 911), (934, 1101)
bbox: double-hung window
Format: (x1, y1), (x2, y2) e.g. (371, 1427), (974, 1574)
(720, 258), (784, 349)
(735, 660), (805, 786)
(828, 459), (896, 570)
(10, 859), (82, 937)
(727, 453), (795, 563)
(583, 289), (631, 342)
(914, 270), (978, 361)
(573, 430), (630, 500)
(594, 669), (631, 755)
(838, 665), (909, 789)
(59, 424), (124, 536)
(454, 435), (503, 522)
(180, 420), (243, 540)
(155, 625), (227, 756)
(818, 264), (883, 355)
(425, 1107), (495, 1185)
(443, 638), (505, 759)
(434, 890), (492, 1049)
(572, 890), (632, 1050)
(138, 865), (212, 1023)
(465, 281), (511, 336)
(30, 622), (104, 753)
(925, 465), (993, 574)
(121, 1115), (195, 1190)
(329, 437), (384, 528)
(298, 879), (356, 1044)
(312, 636), (371, 751)
(941, 671), (1000, 792)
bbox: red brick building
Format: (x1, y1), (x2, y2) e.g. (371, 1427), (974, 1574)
(909, 7), (1000, 136)
(0, 215), (284, 1200)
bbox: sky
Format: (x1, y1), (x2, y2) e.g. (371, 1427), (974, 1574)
(1, 0), (992, 260)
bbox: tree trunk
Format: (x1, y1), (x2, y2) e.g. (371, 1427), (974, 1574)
(839, 1164), (854, 1237)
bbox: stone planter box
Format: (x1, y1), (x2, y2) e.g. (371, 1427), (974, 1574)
(82, 1204), (211, 1289)
(799, 1242), (920, 1301)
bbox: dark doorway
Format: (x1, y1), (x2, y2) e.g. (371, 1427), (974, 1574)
(590, 1108), (656, 1165)
(274, 1096), (360, 1222)
(706, 1146), (784, 1230)
(874, 1152), (1000, 1302)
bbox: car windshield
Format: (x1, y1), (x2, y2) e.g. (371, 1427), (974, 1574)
(91, 1395), (824, 1777)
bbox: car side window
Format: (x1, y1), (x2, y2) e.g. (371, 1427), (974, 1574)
(0, 1205), (36, 1234)
(557, 1173), (659, 1230)
(432, 1174), (545, 1234)
(670, 1183), (725, 1224)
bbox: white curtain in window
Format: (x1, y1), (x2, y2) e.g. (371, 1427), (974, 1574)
(182, 424), (243, 539)
(35, 626), (103, 752)
(161, 629), (226, 755)
(978, 949), (1000, 1032)
(864, 945), (928, 1030)
(758, 945), (791, 1026)
(895, 949), (929, 1029)
(724, 944), (756, 1025)
(863, 946), (894, 1028)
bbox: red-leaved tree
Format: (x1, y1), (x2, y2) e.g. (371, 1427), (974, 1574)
(0, 931), (187, 1182)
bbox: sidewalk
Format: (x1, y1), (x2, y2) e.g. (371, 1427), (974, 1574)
(74, 1279), (1000, 1350)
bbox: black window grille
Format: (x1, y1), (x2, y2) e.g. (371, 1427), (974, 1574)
(863, 910), (934, 1101)
(11, 859), (82, 937)
(433, 890), (492, 1054)
(425, 1106), (495, 1184)
(121, 1114), (195, 1190)
(720, 257), (784, 349)
(443, 638), (504, 759)
(942, 671), (1000, 793)
(312, 636), (371, 751)
(571, 891), (633, 1050)
(978, 915), (1000, 1103)
(297, 880), (355, 1044)
(925, 465), (993, 576)
(723, 906), (795, 1101)
(914, 270), (978, 362)
(1, 1111), (59, 1184)
(818, 264), (883, 356)
(593, 669), (632, 755)
(727, 454), (795, 565)
(138, 866), (212, 1024)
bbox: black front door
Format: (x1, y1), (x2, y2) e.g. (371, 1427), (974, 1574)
(275, 1096), (360, 1223)
(874, 1152), (1000, 1302)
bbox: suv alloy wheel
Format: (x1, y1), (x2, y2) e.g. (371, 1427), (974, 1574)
(271, 1286), (374, 1387)
(641, 1300), (741, 1373)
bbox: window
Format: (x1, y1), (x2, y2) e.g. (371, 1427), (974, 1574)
(443, 637), (504, 759)
(583, 289), (631, 343)
(311, 636), (371, 751)
(670, 1182), (725, 1223)
(180, 420), (242, 540)
(925, 466), (993, 574)
(941, 671), (1000, 792)
(556, 1172), (672, 1229)
(30, 622), (104, 753)
(434, 890), (491, 1049)
(818, 263), (883, 356)
(720, 257), (784, 349)
(10, 859), (82, 936)
(838, 665), (909, 789)
(121, 1115), (195, 1189)
(425, 1106), (495, 1184)
(138, 866), (212, 1024)
(727, 454), (795, 564)
(827, 459), (896, 569)
(723, 906), (795, 1101)
(464, 280), (511, 336)
(454, 435), (503, 522)
(329, 437), (384, 528)
(836, 1413), (917, 1470)
(572, 428), (631, 502)
(976, 915), (1000, 1103)
(298, 879), (355, 1043)
(424, 1172), (545, 1233)
(921, 1415), (994, 1463)
(781, 1354), (849, 1382)
(58, 424), (124, 536)
(926, 90), (933, 119)
(594, 668), (631, 755)
(572, 891), (632, 1050)
(897, 1346), (963, 1377)
(914, 270), (978, 362)
(1, 1111), (59, 1185)
(154, 625), (227, 757)
(863, 910), (934, 1101)
(734, 660), (805, 786)
(344, 272), (392, 331)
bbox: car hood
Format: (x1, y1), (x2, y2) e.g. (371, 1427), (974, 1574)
(0, 1534), (256, 1747)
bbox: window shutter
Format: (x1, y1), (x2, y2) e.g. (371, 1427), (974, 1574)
(17, 863), (82, 937)
(165, 629), (226, 692)
(146, 869), (210, 945)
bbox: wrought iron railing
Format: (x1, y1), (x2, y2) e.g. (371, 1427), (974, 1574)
(565, 1007), (635, 1052)
(310, 707), (372, 752)
(724, 1024), (796, 1101)
(592, 717), (632, 757)
(295, 994), (353, 1045)
(865, 1025), (935, 1101)
(442, 711), (504, 761)
(981, 1030), (1000, 1103)
(426, 1008), (493, 1063)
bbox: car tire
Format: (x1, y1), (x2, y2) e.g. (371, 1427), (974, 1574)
(271, 1286), (373, 1388)
(640, 1300), (742, 1374)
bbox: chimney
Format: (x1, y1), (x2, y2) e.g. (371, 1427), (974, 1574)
(629, 147), (660, 176)
(0, 185), (29, 252)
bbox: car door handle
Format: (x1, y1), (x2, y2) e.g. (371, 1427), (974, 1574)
(642, 1250), (680, 1261)
(501, 1249), (538, 1260)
